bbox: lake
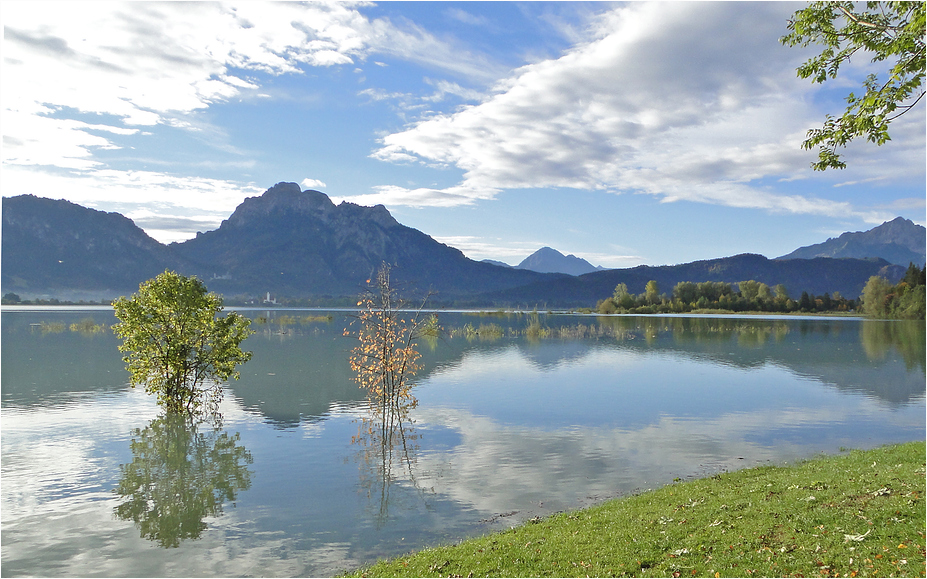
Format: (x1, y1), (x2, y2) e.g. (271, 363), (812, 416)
(1, 308), (924, 577)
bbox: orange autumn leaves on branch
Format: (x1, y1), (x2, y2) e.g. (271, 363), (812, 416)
(346, 264), (426, 416)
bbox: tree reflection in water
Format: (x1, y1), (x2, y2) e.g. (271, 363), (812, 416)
(861, 319), (926, 371)
(113, 413), (253, 547)
(352, 403), (428, 527)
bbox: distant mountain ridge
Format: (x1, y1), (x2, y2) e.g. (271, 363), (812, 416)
(1, 183), (554, 301)
(778, 217), (925, 266)
(479, 253), (905, 307)
(0, 184), (914, 305)
(1, 194), (196, 299)
(515, 247), (603, 276)
(169, 182), (555, 298)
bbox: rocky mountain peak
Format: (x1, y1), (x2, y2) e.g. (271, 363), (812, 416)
(517, 246), (601, 276)
(777, 216), (925, 266)
(335, 200), (400, 230)
(867, 217), (923, 246)
(219, 183), (402, 232)
(225, 182), (336, 227)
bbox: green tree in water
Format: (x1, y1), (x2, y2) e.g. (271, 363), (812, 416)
(113, 270), (253, 414)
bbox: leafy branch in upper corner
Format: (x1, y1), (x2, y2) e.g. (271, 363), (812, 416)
(781, 1), (925, 170)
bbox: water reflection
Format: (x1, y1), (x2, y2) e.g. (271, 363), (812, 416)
(588, 316), (924, 405)
(113, 413), (253, 548)
(861, 319), (926, 371)
(1, 309), (923, 578)
(352, 408), (428, 527)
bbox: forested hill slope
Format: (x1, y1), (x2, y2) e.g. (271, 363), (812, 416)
(777, 217), (925, 266)
(478, 253), (906, 307)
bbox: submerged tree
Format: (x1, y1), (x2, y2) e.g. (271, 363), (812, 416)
(347, 263), (425, 418)
(346, 263), (433, 523)
(113, 270), (253, 414)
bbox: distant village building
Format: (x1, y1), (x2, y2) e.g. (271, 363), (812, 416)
(263, 292), (276, 304)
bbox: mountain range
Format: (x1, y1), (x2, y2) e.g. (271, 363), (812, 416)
(2, 183), (921, 306)
(777, 217), (925, 266)
(482, 253), (905, 306)
(2, 183), (552, 302)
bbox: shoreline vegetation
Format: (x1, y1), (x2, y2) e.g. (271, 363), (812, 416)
(345, 442), (925, 578)
(594, 265), (925, 320)
(28, 311), (923, 371)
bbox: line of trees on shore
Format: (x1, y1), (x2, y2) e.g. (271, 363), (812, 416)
(596, 263), (926, 320)
(0, 294), (112, 306)
(596, 279), (857, 315)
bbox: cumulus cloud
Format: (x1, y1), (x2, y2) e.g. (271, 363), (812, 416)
(300, 178), (328, 190)
(2, 2), (493, 202)
(367, 3), (924, 217)
(2, 1), (490, 158)
(1, 1), (502, 232)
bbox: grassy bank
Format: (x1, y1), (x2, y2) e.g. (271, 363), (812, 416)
(348, 442), (925, 578)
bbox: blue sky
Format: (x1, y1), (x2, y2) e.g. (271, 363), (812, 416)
(2, 1), (924, 268)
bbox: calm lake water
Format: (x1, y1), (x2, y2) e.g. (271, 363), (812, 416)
(1, 308), (924, 577)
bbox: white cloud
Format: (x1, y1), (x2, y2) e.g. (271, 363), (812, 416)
(422, 79), (484, 103)
(1, 1), (507, 237)
(369, 3), (925, 216)
(432, 235), (542, 263)
(0, 2), (500, 162)
(300, 178), (327, 190)
(358, 88), (411, 102)
(336, 183), (500, 208)
(2, 105), (139, 170)
(445, 8), (491, 28)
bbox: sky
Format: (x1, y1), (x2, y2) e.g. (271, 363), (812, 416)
(2, 1), (924, 269)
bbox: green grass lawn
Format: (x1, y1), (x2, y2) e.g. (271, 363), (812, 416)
(347, 442), (925, 578)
